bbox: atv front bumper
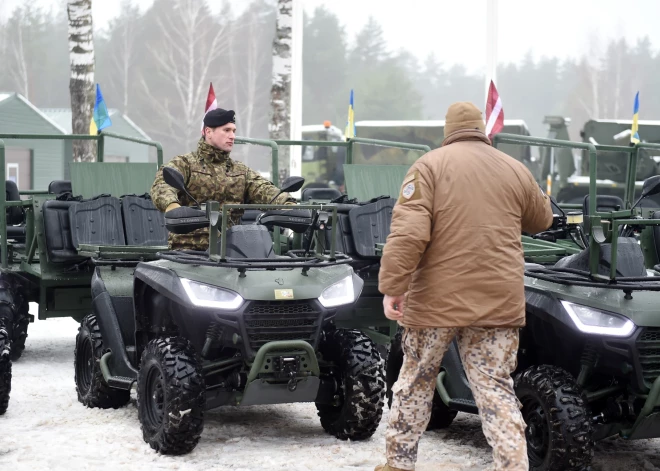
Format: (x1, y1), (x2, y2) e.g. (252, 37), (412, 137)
(204, 339), (324, 409)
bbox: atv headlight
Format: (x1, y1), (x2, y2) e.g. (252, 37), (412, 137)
(180, 278), (243, 310)
(561, 300), (635, 337)
(319, 275), (354, 308)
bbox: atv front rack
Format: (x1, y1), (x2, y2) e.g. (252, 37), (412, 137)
(157, 250), (353, 270)
(525, 266), (660, 295)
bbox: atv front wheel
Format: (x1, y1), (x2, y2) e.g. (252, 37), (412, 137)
(385, 326), (456, 430)
(137, 337), (205, 455)
(74, 314), (130, 409)
(0, 322), (12, 414)
(316, 329), (385, 440)
(515, 365), (594, 471)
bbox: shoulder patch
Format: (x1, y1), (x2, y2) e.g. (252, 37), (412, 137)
(397, 171), (422, 203)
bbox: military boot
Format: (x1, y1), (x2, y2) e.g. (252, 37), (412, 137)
(374, 464), (410, 471)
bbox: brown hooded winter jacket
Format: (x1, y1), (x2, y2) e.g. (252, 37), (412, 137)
(378, 102), (553, 328)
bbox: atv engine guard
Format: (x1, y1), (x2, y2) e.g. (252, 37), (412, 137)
(239, 340), (321, 406)
(621, 374), (660, 440)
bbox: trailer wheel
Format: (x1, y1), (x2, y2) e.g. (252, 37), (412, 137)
(74, 314), (130, 409)
(0, 322), (12, 415)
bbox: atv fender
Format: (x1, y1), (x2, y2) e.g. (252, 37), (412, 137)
(91, 268), (138, 381)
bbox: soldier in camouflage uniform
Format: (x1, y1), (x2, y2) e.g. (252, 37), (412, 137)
(376, 102), (553, 471)
(150, 108), (295, 251)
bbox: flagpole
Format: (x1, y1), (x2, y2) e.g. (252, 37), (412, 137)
(485, 0), (498, 103)
(289, 0), (303, 183)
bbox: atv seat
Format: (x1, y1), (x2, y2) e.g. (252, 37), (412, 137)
(555, 236), (647, 277)
(42, 200), (87, 263)
(69, 196), (126, 248)
(121, 195), (167, 246)
(583, 194), (625, 234)
(653, 211), (660, 265)
(222, 225), (275, 259)
(48, 180), (72, 195)
(5, 180), (26, 243)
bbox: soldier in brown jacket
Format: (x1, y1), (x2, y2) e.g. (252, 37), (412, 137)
(150, 108), (295, 251)
(375, 102), (553, 471)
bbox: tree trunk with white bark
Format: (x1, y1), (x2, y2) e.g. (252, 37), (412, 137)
(67, 0), (96, 162)
(270, 0), (293, 184)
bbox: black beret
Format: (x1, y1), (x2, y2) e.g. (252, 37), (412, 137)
(204, 108), (236, 128)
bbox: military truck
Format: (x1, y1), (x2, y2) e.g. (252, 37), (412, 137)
(352, 119), (534, 166)
(301, 122), (346, 190)
(548, 118), (660, 205)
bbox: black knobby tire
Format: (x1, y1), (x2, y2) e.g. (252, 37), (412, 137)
(74, 314), (131, 409)
(316, 329), (386, 441)
(0, 322), (12, 414)
(385, 326), (456, 430)
(9, 304), (30, 361)
(515, 365), (594, 471)
(137, 337), (205, 455)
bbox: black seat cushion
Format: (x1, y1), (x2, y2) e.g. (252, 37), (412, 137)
(555, 237), (646, 277)
(69, 196), (126, 248)
(301, 187), (343, 201)
(7, 226), (25, 243)
(48, 180), (72, 195)
(42, 200), (86, 263)
(5, 180), (24, 226)
(222, 225), (274, 259)
(653, 211), (660, 265)
(241, 209), (262, 225)
(121, 195), (167, 246)
(348, 198), (396, 258)
(582, 194), (625, 234)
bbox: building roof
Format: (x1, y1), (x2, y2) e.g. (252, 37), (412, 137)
(0, 92), (68, 134)
(41, 108), (150, 139)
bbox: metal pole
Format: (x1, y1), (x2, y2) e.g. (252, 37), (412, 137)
(485, 0), (498, 103)
(289, 0), (303, 184)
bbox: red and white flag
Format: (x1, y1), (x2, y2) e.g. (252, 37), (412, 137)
(201, 82), (217, 134)
(485, 80), (504, 140)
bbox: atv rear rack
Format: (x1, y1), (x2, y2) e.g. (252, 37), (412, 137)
(157, 250), (353, 270)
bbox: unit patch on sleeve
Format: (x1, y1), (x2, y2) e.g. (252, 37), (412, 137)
(398, 171), (421, 203)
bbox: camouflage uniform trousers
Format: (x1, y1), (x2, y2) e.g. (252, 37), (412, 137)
(386, 326), (528, 471)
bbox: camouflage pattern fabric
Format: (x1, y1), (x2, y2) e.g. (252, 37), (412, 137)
(151, 138), (296, 251)
(387, 327), (528, 471)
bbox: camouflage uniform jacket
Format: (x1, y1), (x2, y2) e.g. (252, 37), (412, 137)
(151, 138), (295, 251)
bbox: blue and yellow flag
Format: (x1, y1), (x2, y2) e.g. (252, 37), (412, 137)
(89, 84), (112, 135)
(631, 91), (640, 144)
(344, 89), (355, 140)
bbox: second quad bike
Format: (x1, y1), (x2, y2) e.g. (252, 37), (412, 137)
(73, 168), (387, 454)
(382, 134), (660, 471)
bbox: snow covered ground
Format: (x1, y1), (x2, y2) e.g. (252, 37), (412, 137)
(3, 307), (660, 471)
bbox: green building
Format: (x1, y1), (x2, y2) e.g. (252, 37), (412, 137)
(0, 92), (153, 190)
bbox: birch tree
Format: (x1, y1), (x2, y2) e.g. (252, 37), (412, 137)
(270, 0), (293, 182)
(138, 0), (230, 153)
(67, 0), (96, 161)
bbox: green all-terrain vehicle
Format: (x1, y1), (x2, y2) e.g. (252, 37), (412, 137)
(380, 134), (660, 471)
(0, 132), (167, 414)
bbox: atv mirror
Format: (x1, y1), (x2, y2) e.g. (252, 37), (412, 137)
(162, 167), (200, 208)
(280, 176), (305, 194)
(268, 176), (306, 204)
(642, 175), (660, 198)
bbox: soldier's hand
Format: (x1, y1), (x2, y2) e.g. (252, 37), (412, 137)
(166, 202), (181, 212)
(383, 294), (405, 321)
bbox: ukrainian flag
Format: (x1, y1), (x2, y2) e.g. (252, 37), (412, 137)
(344, 89), (355, 140)
(631, 91), (640, 144)
(89, 84), (112, 135)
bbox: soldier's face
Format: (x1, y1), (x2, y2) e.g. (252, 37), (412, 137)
(205, 123), (236, 152)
